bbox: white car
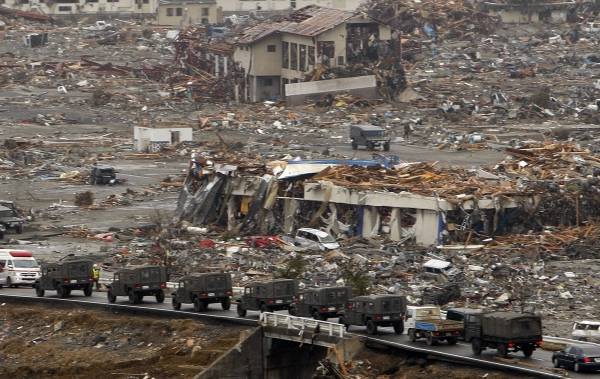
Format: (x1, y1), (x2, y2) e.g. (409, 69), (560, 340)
(572, 321), (600, 342)
(294, 228), (340, 251)
(0, 249), (41, 287)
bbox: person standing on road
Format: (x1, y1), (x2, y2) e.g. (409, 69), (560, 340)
(92, 264), (101, 290)
(403, 123), (411, 141)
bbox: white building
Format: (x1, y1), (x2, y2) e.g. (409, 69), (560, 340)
(133, 124), (193, 152)
(0, 0), (158, 16)
(218, 0), (365, 13)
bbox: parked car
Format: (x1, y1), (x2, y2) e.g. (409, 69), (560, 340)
(350, 124), (390, 151)
(338, 295), (407, 335)
(0, 249), (40, 287)
(0, 201), (26, 234)
(294, 228), (339, 251)
(34, 256), (94, 298)
(465, 311), (542, 357)
(89, 165), (117, 185)
(171, 273), (233, 311)
(552, 344), (600, 373)
(107, 266), (168, 304)
(445, 307), (484, 340)
(406, 306), (463, 345)
(289, 286), (352, 320)
(572, 320), (600, 342)
(236, 279), (298, 317)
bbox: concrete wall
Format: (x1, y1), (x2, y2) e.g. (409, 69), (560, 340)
(284, 75), (377, 105)
(133, 126), (193, 151)
(157, 2), (222, 26)
(489, 8), (568, 24)
(2, 0), (158, 15)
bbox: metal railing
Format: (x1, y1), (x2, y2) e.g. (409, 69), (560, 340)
(259, 312), (345, 338)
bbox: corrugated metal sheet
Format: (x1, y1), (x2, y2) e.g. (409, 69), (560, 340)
(237, 6), (355, 44)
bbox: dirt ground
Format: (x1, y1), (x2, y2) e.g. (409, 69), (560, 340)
(0, 303), (250, 379)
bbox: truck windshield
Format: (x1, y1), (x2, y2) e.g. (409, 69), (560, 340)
(140, 268), (161, 282)
(206, 275), (228, 290)
(13, 260), (39, 268)
(326, 289), (348, 301)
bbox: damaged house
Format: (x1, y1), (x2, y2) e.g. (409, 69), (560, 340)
(232, 5), (391, 102)
(175, 158), (544, 247)
(482, 0), (575, 24)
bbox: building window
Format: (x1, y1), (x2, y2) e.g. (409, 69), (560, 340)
(317, 41), (335, 65)
(201, 18), (208, 24)
(19, 0), (28, 3)
(202, 7), (209, 16)
(308, 45), (315, 66)
(176, 7), (183, 16)
(299, 44), (306, 72)
(282, 41), (289, 69)
(337, 56), (344, 65)
(143, 0), (149, 3)
(290, 42), (298, 71)
(58, 5), (71, 10)
(267, 45), (276, 53)
(290, 0), (296, 8)
(264, 78), (273, 86)
(86, 0), (99, 3)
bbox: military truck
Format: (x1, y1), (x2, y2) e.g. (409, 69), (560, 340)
(338, 295), (407, 335)
(106, 266), (168, 304)
(236, 279), (298, 317)
(34, 256), (94, 298)
(350, 125), (391, 151)
(465, 311), (543, 357)
(405, 306), (463, 345)
(171, 272), (233, 311)
(289, 286), (352, 320)
(0, 201), (26, 234)
(89, 165), (117, 185)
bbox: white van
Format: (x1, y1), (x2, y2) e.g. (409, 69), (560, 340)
(0, 249), (41, 287)
(572, 320), (600, 342)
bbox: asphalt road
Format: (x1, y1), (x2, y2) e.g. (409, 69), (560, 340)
(1, 287), (595, 379)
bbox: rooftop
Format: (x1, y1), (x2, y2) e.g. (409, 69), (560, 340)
(237, 5), (355, 44)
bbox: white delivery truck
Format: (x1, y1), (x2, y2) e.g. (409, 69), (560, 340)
(0, 249), (41, 287)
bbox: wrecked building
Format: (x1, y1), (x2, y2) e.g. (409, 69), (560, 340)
(133, 123), (193, 152)
(157, 0), (223, 26)
(232, 5), (391, 102)
(0, 0), (158, 16)
(482, 0), (575, 24)
(217, 0), (365, 13)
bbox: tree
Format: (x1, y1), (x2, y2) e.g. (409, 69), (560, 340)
(275, 255), (306, 280)
(341, 261), (371, 296)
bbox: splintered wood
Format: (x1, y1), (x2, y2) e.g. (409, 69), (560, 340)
(312, 162), (518, 198)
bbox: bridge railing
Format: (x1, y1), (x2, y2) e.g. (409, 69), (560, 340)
(259, 312), (345, 338)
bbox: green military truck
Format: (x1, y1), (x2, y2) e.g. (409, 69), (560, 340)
(171, 273), (233, 312)
(34, 256), (94, 298)
(236, 279), (298, 317)
(465, 311), (543, 357)
(106, 266), (168, 305)
(338, 295), (407, 335)
(289, 286), (352, 320)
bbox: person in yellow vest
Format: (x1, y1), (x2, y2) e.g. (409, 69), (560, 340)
(92, 264), (101, 290)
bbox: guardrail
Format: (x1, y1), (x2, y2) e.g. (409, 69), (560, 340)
(543, 335), (600, 347)
(259, 312), (345, 339)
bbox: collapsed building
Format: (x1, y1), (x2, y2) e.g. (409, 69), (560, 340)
(175, 143), (600, 247)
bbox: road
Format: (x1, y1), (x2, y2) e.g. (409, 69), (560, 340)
(0, 287), (594, 378)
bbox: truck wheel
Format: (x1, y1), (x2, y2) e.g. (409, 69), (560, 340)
(83, 284), (92, 297)
(194, 298), (206, 312)
(393, 321), (404, 335)
(288, 306), (297, 316)
(351, 141), (358, 150)
(36, 287), (45, 297)
(338, 316), (349, 330)
(471, 338), (482, 355)
(552, 357), (560, 368)
(15, 224), (23, 234)
(57, 285), (69, 298)
(236, 304), (247, 317)
(260, 303), (268, 313)
(522, 345), (534, 358)
(172, 296), (181, 310)
(366, 320), (378, 335)
(89, 176), (96, 185)
(447, 337), (457, 345)
(107, 290), (116, 303)
(221, 297), (231, 311)
(497, 343), (508, 357)
(128, 290), (138, 304)
(408, 328), (417, 342)
(384, 142), (390, 152)
(426, 333), (436, 346)
(366, 142), (374, 151)
(155, 290), (165, 303)
(6, 276), (12, 288)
